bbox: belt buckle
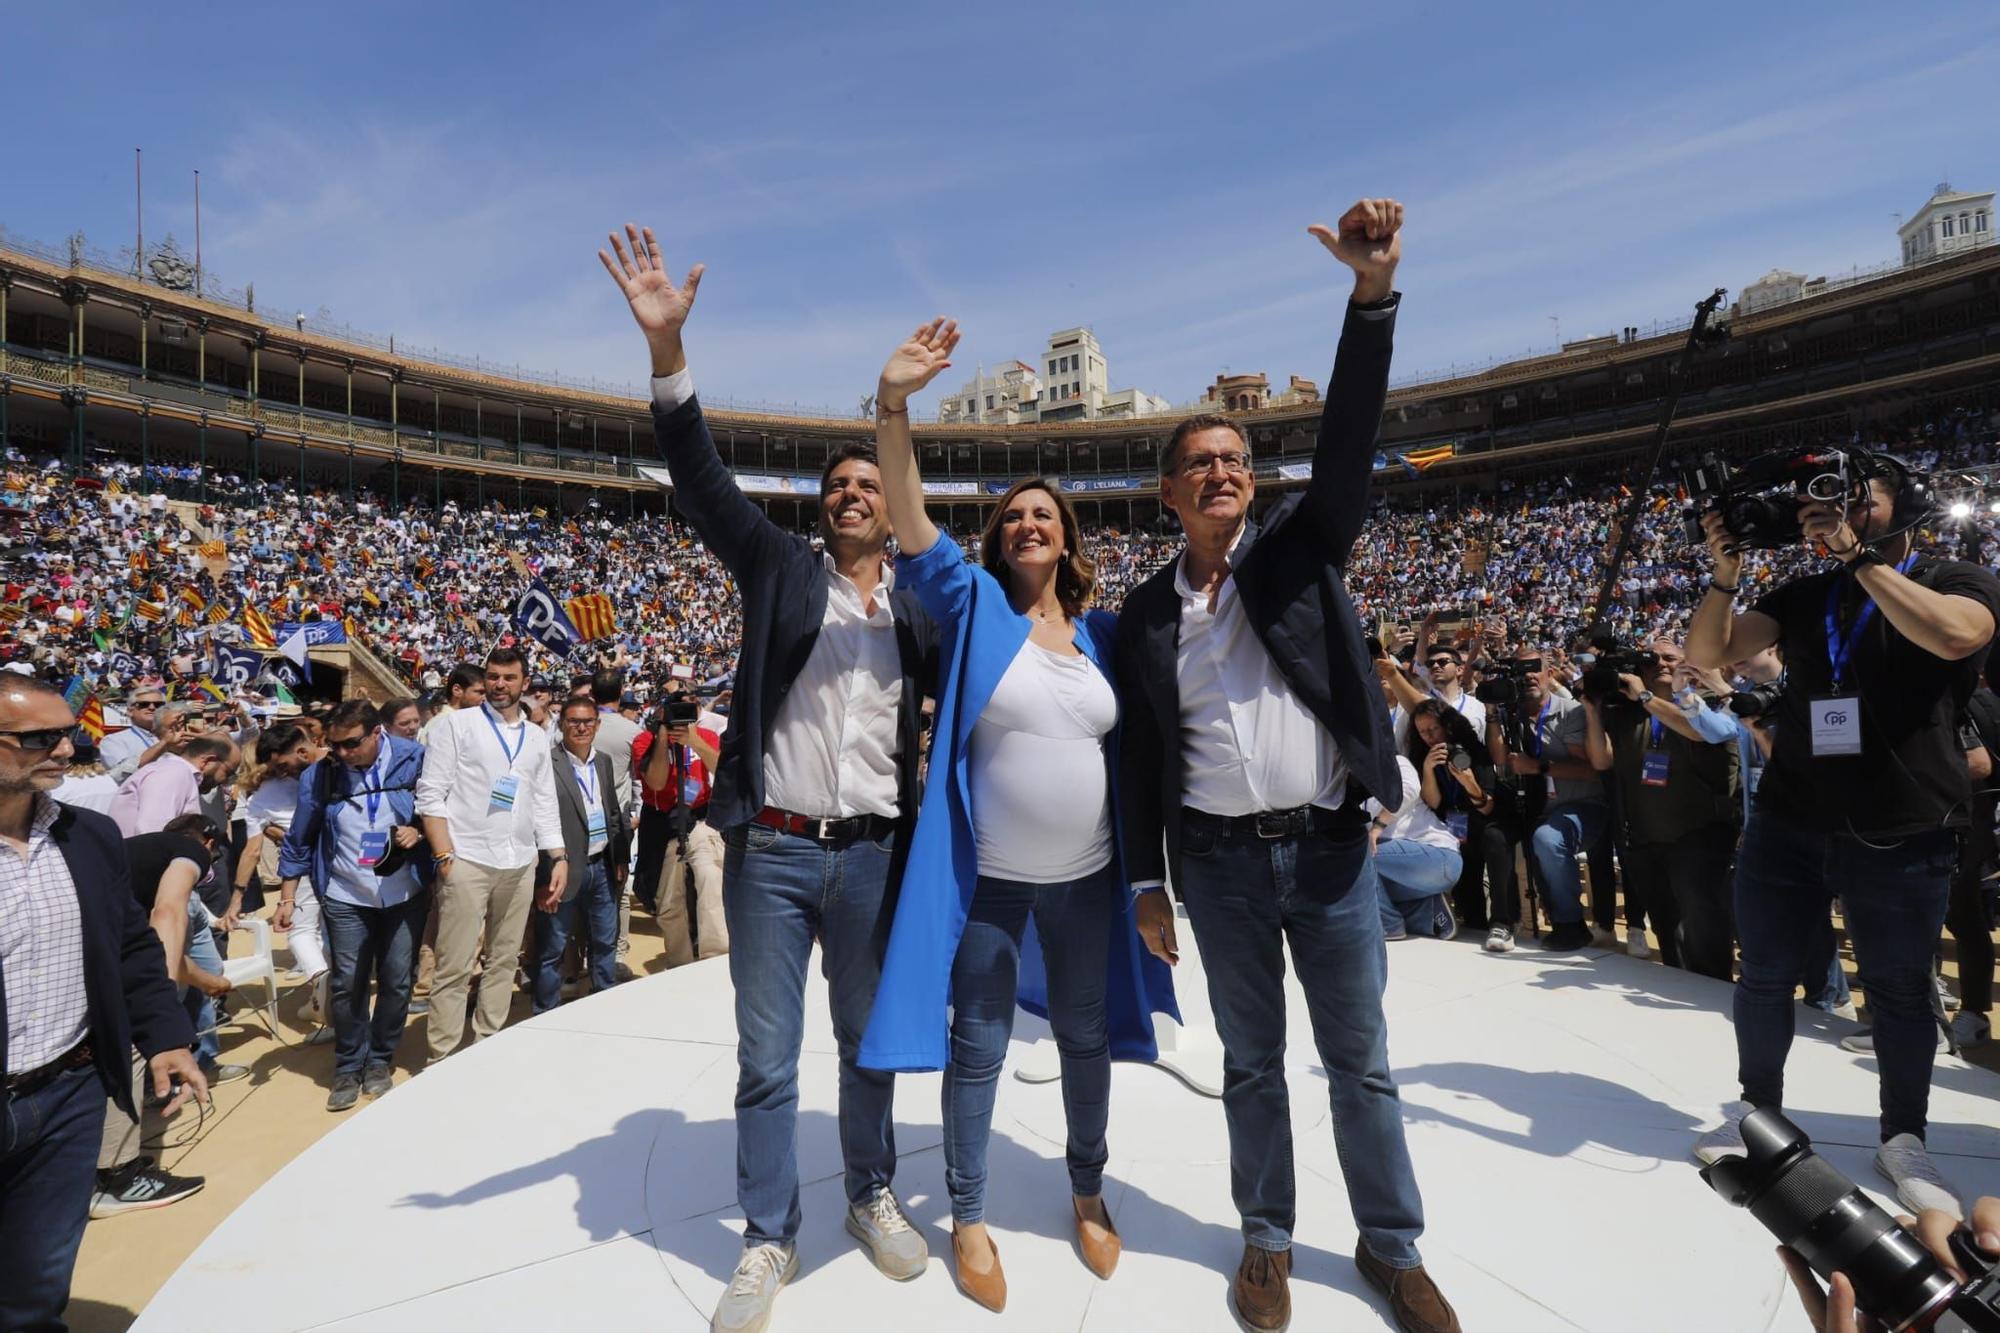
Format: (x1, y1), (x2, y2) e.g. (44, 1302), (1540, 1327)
(811, 817), (834, 842)
(1256, 809), (1302, 839)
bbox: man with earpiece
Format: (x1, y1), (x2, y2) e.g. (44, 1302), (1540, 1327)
(1686, 452), (2000, 1224)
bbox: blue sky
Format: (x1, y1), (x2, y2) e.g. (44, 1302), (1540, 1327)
(4, 2), (1997, 416)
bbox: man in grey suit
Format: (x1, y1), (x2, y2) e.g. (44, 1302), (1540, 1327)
(532, 696), (630, 1011)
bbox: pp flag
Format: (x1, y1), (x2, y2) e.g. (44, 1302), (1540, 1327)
(511, 580), (581, 657)
(564, 593), (617, 642)
(213, 645), (265, 692)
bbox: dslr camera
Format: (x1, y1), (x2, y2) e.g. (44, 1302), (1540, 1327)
(1680, 448), (1855, 551)
(1576, 643), (1659, 705)
(1475, 657), (1541, 708)
(1702, 1108), (2000, 1331)
(1727, 679), (1786, 720)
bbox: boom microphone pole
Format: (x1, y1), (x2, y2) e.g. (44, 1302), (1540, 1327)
(1579, 288), (1730, 646)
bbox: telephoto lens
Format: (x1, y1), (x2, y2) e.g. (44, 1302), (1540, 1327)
(1700, 1109), (1961, 1330)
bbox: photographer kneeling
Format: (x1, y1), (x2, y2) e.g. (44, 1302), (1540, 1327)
(1488, 647), (1608, 952)
(1579, 638), (1740, 981)
(1688, 455), (2000, 1220)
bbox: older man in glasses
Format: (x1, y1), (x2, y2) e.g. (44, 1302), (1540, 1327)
(531, 697), (629, 1011)
(0, 675), (205, 1329)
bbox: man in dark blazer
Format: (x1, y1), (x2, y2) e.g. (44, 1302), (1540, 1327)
(601, 224), (939, 1333)
(1114, 200), (1458, 1333)
(532, 697), (631, 1011)
(0, 675), (206, 1329)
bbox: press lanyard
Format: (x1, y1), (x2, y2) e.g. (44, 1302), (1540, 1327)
(1648, 717), (1663, 749)
(481, 703), (527, 769)
(1527, 697), (1553, 757)
(574, 754), (598, 806)
(1823, 553), (1919, 690)
(363, 742), (389, 825)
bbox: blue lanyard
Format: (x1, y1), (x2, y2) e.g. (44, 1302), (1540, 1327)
(573, 754), (599, 806)
(1823, 553), (1918, 690)
(1648, 716), (1664, 749)
(481, 703), (526, 769)
(1527, 697), (1553, 756)
(364, 743), (389, 825)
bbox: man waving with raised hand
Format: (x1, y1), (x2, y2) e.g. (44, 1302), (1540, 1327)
(600, 226), (939, 1333)
(1113, 198), (1460, 1333)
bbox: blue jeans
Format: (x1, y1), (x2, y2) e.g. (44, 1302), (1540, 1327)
(1176, 812), (1426, 1266)
(723, 823), (898, 1247)
(942, 867), (1115, 1225)
(1734, 812), (1956, 1141)
(1529, 801), (1610, 927)
(1802, 907), (1853, 1012)
(321, 890), (430, 1078)
(1372, 839), (1463, 937)
(534, 859), (620, 1012)
(0, 1064), (107, 1330)
(184, 902), (225, 1066)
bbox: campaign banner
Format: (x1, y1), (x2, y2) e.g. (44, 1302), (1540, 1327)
(511, 580), (581, 657)
(1062, 475), (1144, 494)
(212, 645), (266, 691)
(276, 621), (347, 646)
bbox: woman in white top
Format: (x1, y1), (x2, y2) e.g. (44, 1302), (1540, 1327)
(858, 320), (1178, 1311)
(1368, 749), (1472, 941)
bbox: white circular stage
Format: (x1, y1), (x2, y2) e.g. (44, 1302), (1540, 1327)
(137, 922), (2000, 1332)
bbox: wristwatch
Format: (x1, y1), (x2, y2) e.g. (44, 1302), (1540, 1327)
(1636, 690), (1655, 707)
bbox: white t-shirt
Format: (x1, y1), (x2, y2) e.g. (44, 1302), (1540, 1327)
(969, 641), (1118, 883)
(1367, 756), (1462, 852)
(243, 775), (301, 837)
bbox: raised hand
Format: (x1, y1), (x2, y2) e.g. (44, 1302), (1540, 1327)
(1309, 197), (1404, 303)
(877, 318), (961, 410)
(598, 224), (705, 376)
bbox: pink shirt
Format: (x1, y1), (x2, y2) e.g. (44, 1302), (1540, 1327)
(109, 753), (204, 837)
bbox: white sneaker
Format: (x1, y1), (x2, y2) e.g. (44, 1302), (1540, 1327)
(302, 971), (329, 1026)
(844, 1186), (928, 1280)
(1692, 1101), (1752, 1166)
(712, 1242), (798, 1333)
(1937, 974), (1963, 1014)
(1949, 1011), (1991, 1049)
(1626, 933), (1651, 960)
(1841, 1027), (1948, 1055)
(1484, 925), (1516, 954)
(1875, 1134), (1962, 1221)
(1591, 927), (1619, 950)
(1830, 1001), (1860, 1022)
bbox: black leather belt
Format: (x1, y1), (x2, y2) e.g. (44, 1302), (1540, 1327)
(753, 806), (895, 844)
(4, 1039), (93, 1098)
(1183, 795), (1368, 841)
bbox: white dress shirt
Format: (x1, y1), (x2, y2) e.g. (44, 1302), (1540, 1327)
(653, 369), (904, 820)
(1175, 535), (1348, 818)
(569, 750), (611, 858)
(414, 703), (564, 871)
(0, 796), (90, 1072)
(98, 723), (156, 779)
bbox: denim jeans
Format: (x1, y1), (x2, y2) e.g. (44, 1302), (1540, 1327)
(722, 823), (898, 1246)
(0, 1064), (107, 1330)
(1529, 801), (1610, 927)
(321, 889), (430, 1078)
(1801, 909), (1854, 1013)
(534, 859), (620, 1012)
(1372, 839), (1463, 937)
(184, 900), (225, 1066)
(942, 866), (1115, 1225)
(1734, 812), (1957, 1141)
(1176, 812), (1426, 1266)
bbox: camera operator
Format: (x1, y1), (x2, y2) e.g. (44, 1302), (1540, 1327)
(1688, 457), (2000, 1218)
(633, 686), (726, 966)
(1580, 638), (1739, 981)
(1488, 646), (1608, 951)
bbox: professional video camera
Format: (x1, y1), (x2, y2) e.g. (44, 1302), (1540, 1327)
(1680, 448), (1857, 551)
(1727, 679), (1786, 720)
(648, 694), (700, 733)
(1701, 1108), (2000, 1331)
(1475, 657), (1541, 708)
(1576, 644), (1660, 705)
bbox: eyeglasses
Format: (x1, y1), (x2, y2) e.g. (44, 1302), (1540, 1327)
(128, 701), (162, 711)
(1175, 450), (1252, 479)
(563, 717), (599, 728)
(0, 727), (74, 752)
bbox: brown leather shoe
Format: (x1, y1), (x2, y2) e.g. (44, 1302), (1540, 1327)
(951, 1227), (1007, 1313)
(1074, 1196), (1121, 1279)
(1356, 1244), (1462, 1333)
(1231, 1244), (1292, 1331)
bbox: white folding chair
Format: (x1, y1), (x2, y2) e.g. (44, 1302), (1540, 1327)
(224, 916), (281, 1034)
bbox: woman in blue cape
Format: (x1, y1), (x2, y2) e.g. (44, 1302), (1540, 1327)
(857, 318), (1178, 1312)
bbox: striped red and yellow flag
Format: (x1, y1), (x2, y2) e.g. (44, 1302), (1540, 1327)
(1403, 444), (1455, 473)
(0, 603), (26, 624)
(128, 550), (149, 572)
(242, 603), (277, 650)
(174, 607), (196, 629)
(415, 556), (436, 582)
(197, 539), (227, 561)
(75, 697), (106, 741)
(206, 601), (230, 625)
(133, 600), (166, 623)
(179, 586), (207, 614)
(361, 588), (381, 608)
(564, 593), (617, 642)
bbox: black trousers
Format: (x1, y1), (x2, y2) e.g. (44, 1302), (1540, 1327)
(1946, 791), (1997, 1015)
(1451, 813), (1520, 930)
(1622, 822), (1739, 981)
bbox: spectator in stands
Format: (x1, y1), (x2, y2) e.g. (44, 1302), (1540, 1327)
(635, 698), (726, 966)
(97, 687), (167, 780)
(1114, 200), (1460, 1333)
(416, 646), (564, 1063)
(533, 697), (627, 1010)
(1582, 641), (1740, 978)
(418, 663), (485, 743)
(109, 733), (239, 838)
(279, 699), (432, 1109)
(0, 676), (205, 1329)
(861, 324), (1178, 1308)
(1689, 458), (2000, 1222)
(603, 220), (940, 1330)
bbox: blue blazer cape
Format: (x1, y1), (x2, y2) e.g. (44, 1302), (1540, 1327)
(858, 533), (1179, 1073)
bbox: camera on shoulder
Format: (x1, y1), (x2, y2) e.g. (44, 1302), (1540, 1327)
(1475, 657), (1540, 707)
(1679, 448), (1855, 550)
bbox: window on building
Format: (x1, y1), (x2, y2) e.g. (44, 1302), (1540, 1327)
(1977, 210), (1989, 233)
(985, 395), (994, 410)
(1943, 215), (1955, 238)
(1960, 212), (1971, 235)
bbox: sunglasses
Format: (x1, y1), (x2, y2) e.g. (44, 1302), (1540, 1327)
(327, 733), (372, 753)
(1, 727), (73, 753)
